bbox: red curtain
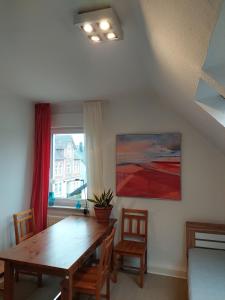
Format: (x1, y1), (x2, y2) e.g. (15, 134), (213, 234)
(31, 103), (51, 233)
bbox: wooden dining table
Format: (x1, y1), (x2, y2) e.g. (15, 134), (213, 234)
(0, 215), (116, 300)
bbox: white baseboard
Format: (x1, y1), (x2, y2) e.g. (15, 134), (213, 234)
(119, 256), (187, 279)
(148, 266), (187, 279)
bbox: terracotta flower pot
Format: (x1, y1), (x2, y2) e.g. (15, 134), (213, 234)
(94, 205), (113, 223)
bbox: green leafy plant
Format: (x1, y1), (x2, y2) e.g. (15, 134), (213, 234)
(87, 189), (113, 208)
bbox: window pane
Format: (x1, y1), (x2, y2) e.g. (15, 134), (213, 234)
(51, 133), (87, 201)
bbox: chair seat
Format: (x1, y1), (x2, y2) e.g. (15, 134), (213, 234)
(114, 240), (146, 256)
(73, 266), (98, 291)
(0, 260), (4, 277)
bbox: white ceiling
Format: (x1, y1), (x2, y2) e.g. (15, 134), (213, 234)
(0, 0), (151, 102)
(1, 0), (225, 151)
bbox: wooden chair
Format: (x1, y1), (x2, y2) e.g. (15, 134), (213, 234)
(72, 228), (116, 300)
(13, 208), (42, 286)
(113, 208), (148, 288)
(0, 260), (4, 294)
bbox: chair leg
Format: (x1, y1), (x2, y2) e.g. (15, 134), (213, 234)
(96, 290), (100, 300)
(106, 276), (110, 300)
(15, 270), (19, 282)
(120, 256), (124, 270)
(140, 255), (144, 288)
(112, 252), (118, 283)
(37, 273), (42, 287)
(145, 250), (148, 274)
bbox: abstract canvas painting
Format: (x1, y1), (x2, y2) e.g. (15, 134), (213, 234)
(116, 133), (181, 200)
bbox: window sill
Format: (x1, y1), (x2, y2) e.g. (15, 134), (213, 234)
(47, 205), (89, 220)
(48, 205), (85, 212)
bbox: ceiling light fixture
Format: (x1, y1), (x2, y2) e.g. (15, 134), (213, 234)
(74, 7), (123, 43)
(99, 19), (110, 31)
(83, 23), (93, 33)
(107, 32), (117, 40)
(90, 35), (101, 42)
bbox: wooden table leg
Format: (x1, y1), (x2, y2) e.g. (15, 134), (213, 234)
(4, 261), (14, 300)
(61, 275), (73, 300)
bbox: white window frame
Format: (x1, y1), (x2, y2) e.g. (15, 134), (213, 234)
(50, 127), (87, 208)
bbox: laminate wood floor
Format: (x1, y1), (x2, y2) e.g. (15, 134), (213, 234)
(0, 272), (188, 300)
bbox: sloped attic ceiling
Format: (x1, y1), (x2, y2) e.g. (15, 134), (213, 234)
(1, 0), (225, 150)
(140, 0), (225, 151)
(196, 1), (225, 127)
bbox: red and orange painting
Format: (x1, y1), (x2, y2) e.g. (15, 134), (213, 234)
(116, 133), (181, 200)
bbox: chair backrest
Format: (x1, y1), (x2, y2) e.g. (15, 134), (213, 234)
(121, 208), (148, 243)
(13, 209), (35, 245)
(97, 228), (115, 287)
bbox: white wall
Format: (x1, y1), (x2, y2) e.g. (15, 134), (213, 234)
(51, 96), (225, 278)
(102, 96), (225, 278)
(0, 94), (34, 249)
(52, 113), (82, 129)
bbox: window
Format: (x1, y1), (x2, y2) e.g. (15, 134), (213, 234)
(73, 159), (80, 174)
(50, 131), (87, 208)
(66, 162), (72, 175)
(54, 161), (63, 176)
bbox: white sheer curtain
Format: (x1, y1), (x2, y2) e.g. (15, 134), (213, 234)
(83, 101), (104, 201)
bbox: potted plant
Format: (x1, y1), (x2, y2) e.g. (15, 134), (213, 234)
(88, 189), (113, 223)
